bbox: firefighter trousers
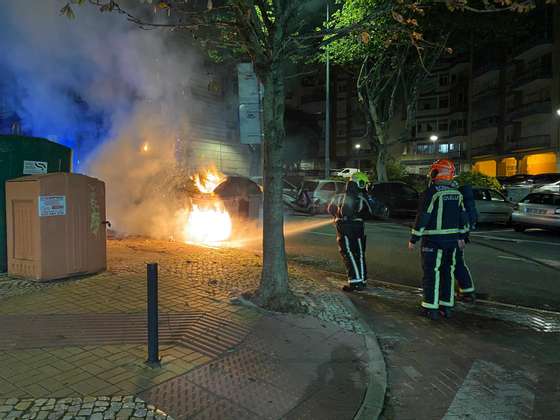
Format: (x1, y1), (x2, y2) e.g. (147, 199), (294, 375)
(335, 220), (367, 284)
(421, 242), (457, 309)
(454, 248), (475, 293)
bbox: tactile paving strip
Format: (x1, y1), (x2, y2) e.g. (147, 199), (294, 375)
(0, 312), (200, 349)
(139, 375), (218, 419)
(0, 310), (252, 358)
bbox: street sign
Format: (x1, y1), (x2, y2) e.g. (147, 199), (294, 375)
(23, 160), (48, 174)
(237, 63), (263, 145)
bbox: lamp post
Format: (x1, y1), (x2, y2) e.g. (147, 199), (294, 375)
(430, 135), (439, 158)
(355, 143), (361, 170)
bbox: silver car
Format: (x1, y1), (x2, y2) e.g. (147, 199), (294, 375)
(512, 192), (560, 232)
(472, 188), (514, 224)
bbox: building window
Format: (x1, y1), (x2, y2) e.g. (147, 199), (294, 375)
(419, 97), (437, 110)
(438, 120), (449, 131)
(439, 96), (449, 108)
(416, 143), (436, 154)
(439, 74), (449, 86)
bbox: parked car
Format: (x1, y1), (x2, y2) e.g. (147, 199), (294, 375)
(534, 180), (560, 193)
(500, 174), (535, 186)
(293, 179), (346, 213)
(367, 182), (419, 219)
(472, 187), (514, 225)
(250, 176), (299, 204)
(532, 173), (560, 185)
(336, 168), (359, 178)
(512, 191), (560, 232)
(505, 173), (560, 202)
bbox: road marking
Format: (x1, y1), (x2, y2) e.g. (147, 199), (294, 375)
(498, 255), (531, 263)
(536, 258), (560, 269)
(474, 234), (560, 247)
(443, 360), (535, 420)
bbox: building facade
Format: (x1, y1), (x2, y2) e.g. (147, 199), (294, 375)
(402, 6), (560, 177)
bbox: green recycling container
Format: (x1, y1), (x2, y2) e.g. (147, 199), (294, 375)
(0, 135), (72, 272)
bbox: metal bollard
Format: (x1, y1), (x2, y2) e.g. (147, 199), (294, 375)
(146, 263), (161, 366)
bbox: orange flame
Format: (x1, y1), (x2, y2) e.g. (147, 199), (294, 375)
(192, 169), (225, 194)
(184, 203), (232, 244)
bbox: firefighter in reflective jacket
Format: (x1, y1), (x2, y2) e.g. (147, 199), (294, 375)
(455, 183), (477, 303)
(328, 172), (373, 291)
(408, 160), (469, 320)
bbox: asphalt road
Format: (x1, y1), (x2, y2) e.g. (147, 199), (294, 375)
(282, 214), (560, 312)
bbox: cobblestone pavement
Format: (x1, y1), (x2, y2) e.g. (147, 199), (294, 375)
(0, 238), (372, 419)
(349, 283), (560, 420)
(0, 396), (171, 419)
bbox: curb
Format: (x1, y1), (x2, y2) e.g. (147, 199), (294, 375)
(331, 284), (387, 420)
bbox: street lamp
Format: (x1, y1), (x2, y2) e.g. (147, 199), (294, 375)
(430, 134), (439, 142)
(556, 108), (560, 117)
(354, 144), (362, 169)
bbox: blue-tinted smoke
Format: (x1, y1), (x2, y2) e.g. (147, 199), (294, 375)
(0, 1), (168, 170)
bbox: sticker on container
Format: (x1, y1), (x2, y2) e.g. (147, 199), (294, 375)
(38, 196), (66, 217)
(23, 160), (48, 174)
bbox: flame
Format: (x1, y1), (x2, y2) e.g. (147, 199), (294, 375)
(192, 169), (224, 194)
(141, 142), (149, 153)
(184, 203), (232, 244)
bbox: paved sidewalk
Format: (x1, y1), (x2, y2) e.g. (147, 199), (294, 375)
(347, 281), (560, 420)
(0, 238), (381, 419)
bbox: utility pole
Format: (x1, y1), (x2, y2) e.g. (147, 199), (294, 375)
(324, 2), (331, 179)
(466, 31), (474, 172)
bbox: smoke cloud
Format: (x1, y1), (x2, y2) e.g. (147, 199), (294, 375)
(0, 0), (213, 238)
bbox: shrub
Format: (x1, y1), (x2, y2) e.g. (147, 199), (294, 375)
(455, 171), (502, 190)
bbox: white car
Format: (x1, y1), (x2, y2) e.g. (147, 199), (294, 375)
(295, 179), (346, 213)
(473, 187), (514, 224)
(336, 168), (359, 178)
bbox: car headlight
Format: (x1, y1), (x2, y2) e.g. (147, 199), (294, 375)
(555, 208), (560, 215)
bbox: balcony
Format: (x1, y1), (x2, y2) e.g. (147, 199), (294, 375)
(473, 62), (500, 80)
(471, 143), (497, 157)
(514, 32), (553, 61)
(472, 86), (499, 101)
(507, 135), (551, 151)
(511, 66), (552, 91)
(508, 100), (551, 121)
(472, 116), (499, 132)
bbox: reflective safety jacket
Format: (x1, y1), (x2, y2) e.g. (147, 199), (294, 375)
(410, 183), (469, 245)
(328, 182), (372, 222)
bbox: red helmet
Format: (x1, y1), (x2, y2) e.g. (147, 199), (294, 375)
(429, 159), (455, 182)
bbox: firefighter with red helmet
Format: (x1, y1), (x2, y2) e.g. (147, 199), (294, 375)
(455, 183), (477, 303)
(408, 160), (469, 320)
(328, 172), (373, 291)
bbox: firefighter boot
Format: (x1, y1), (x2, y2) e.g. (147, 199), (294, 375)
(422, 308), (440, 321)
(342, 282), (366, 292)
(462, 292), (476, 304)
(439, 306), (454, 319)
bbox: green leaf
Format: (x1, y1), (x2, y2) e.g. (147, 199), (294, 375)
(60, 4), (75, 19)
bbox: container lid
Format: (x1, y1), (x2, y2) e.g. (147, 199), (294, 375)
(6, 172), (100, 183)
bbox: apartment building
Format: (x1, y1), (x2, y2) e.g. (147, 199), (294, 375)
(403, 6), (560, 176)
(400, 54), (471, 174)
(471, 12), (559, 177)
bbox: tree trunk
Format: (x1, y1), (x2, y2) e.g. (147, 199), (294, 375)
(256, 64), (296, 311)
(376, 142), (388, 182)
